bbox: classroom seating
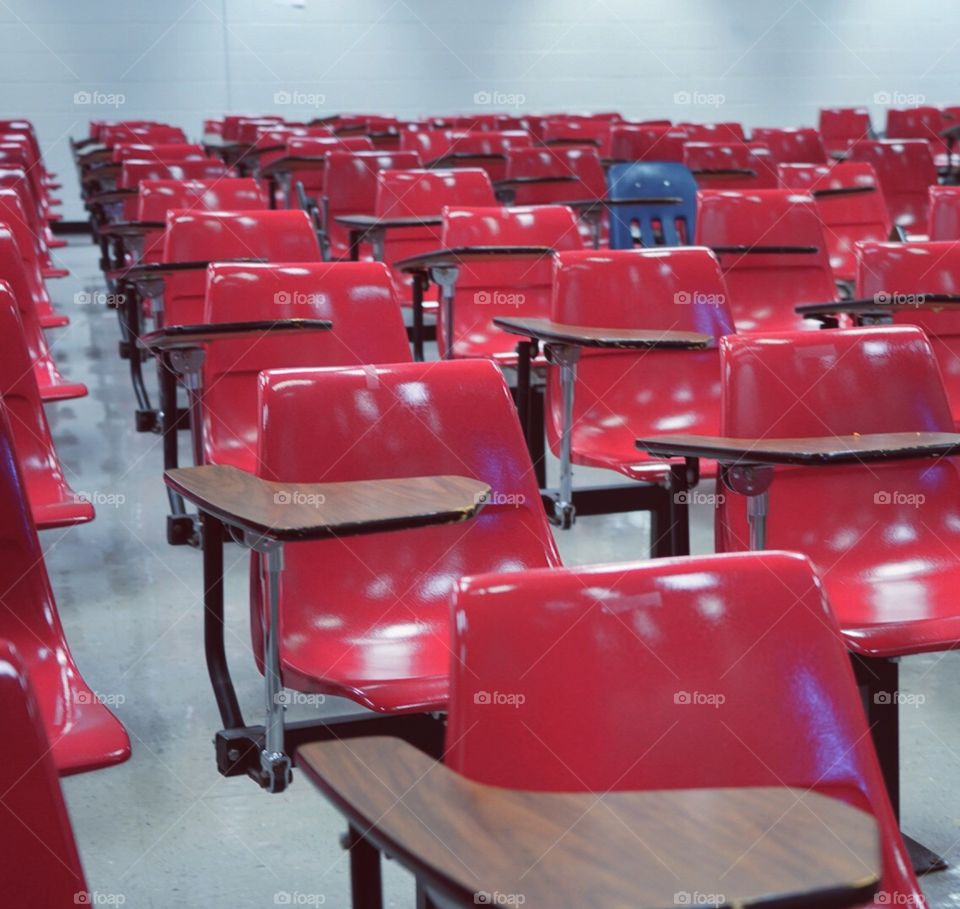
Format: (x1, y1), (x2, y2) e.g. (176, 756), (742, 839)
(750, 126), (826, 163)
(818, 106), (873, 155)
(847, 139), (938, 229)
(683, 141), (778, 188)
(605, 161), (697, 247)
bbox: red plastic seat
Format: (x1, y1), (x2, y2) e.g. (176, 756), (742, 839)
(253, 359), (560, 710)
(695, 188), (838, 331)
(502, 145), (606, 204)
(99, 123), (186, 147)
(444, 551), (922, 906)
(927, 185), (960, 239)
(751, 126), (826, 163)
(434, 205), (584, 360)
(683, 141), (778, 188)
(119, 158), (235, 190)
(197, 261), (411, 471)
(112, 142), (207, 163)
(544, 248), (733, 482)
(401, 130), (530, 182)
(158, 209), (322, 326)
(0, 641), (90, 905)
(886, 106), (947, 154)
(847, 140), (938, 229)
(0, 225), (85, 400)
(0, 402), (129, 773)
(322, 150), (422, 260)
(677, 122), (745, 143)
(716, 326), (960, 659)
(608, 124), (688, 162)
(372, 168), (496, 293)
(0, 188), (71, 330)
(542, 118), (612, 154)
(818, 106), (873, 156)
(777, 162), (891, 283)
(0, 166), (65, 278)
(855, 240), (960, 427)
(277, 134), (375, 203)
(0, 282), (93, 528)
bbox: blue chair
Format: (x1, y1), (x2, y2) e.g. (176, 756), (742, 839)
(606, 161), (697, 248)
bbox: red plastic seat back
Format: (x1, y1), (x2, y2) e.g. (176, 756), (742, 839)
(542, 119), (612, 155)
(138, 178), (266, 220)
(927, 185), (960, 239)
(323, 151), (422, 259)
(609, 124), (688, 162)
(437, 205), (584, 359)
(886, 106), (946, 153)
(751, 126), (826, 163)
(777, 161), (890, 282)
(677, 122), (745, 142)
(221, 115), (282, 142)
(0, 189), (54, 307)
(856, 240), (960, 426)
(695, 188), (837, 331)
(411, 130), (531, 181)
(399, 129), (471, 162)
(818, 107), (873, 155)
(112, 142), (206, 163)
(199, 261), (410, 470)
(503, 146), (607, 203)
(847, 139), (938, 229)
(283, 135), (376, 197)
(444, 552), (922, 904)
(684, 141), (778, 188)
(545, 248), (733, 472)
(118, 158), (234, 189)
(252, 361), (561, 698)
(373, 168), (495, 287)
(100, 123), (186, 146)
(0, 641), (87, 906)
(160, 209), (321, 325)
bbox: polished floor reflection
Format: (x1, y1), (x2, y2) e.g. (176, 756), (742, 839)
(45, 238), (960, 908)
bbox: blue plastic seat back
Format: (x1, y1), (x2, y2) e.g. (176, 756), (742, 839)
(606, 161), (697, 248)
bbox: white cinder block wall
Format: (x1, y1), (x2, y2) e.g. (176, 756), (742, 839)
(3, 0), (960, 219)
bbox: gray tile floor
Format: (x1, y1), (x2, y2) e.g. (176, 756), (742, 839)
(39, 237), (960, 907)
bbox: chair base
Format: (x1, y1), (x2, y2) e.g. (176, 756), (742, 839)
(904, 834), (948, 875)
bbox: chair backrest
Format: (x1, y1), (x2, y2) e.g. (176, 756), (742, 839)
(677, 122), (746, 142)
(112, 142), (206, 163)
(927, 185), (960, 239)
(608, 124), (688, 162)
(503, 146), (607, 203)
(0, 280), (91, 527)
(544, 247), (733, 471)
(417, 130), (532, 181)
(695, 188), (837, 331)
(886, 106), (946, 153)
(251, 360), (561, 703)
(444, 551), (922, 905)
(436, 205), (584, 359)
(777, 161), (890, 282)
(847, 139), (938, 229)
(221, 115), (283, 142)
(0, 189), (54, 310)
(373, 168), (496, 287)
(160, 209), (321, 325)
(322, 150), (422, 259)
(0, 641), (88, 906)
(542, 118), (612, 154)
(683, 141), (778, 188)
(750, 126), (826, 163)
(399, 128), (471, 162)
(100, 123), (186, 147)
(199, 261), (411, 471)
(118, 158), (234, 190)
(137, 178), (267, 221)
(856, 239), (960, 425)
(606, 161), (697, 247)
(817, 106), (873, 154)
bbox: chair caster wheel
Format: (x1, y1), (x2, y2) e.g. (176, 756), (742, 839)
(167, 514), (198, 547)
(135, 409), (157, 432)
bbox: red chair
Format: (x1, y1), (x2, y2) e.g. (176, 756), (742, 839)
(885, 106), (947, 154)
(818, 106), (873, 156)
(695, 188), (838, 331)
(0, 226), (85, 400)
(751, 126), (826, 163)
(677, 122), (745, 142)
(500, 145), (606, 204)
(0, 166), (65, 278)
(99, 123), (186, 147)
(0, 188), (69, 329)
(193, 261), (411, 472)
(0, 641), (90, 905)
(445, 551), (923, 907)
(855, 240), (960, 427)
(542, 118), (612, 154)
(847, 140), (938, 230)
(321, 150), (421, 259)
(0, 402), (129, 773)
(428, 204), (584, 360)
(683, 141), (778, 189)
(778, 161), (891, 284)
(0, 282), (93, 528)
(274, 134), (375, 206)
(370, 168), (495, 291)
(608, 124), (688, 162)
(112, 142), (207, 163)
(399, 128), (471, 163)
(927, 184), (960, 239)
(423, 130), (531, 182)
